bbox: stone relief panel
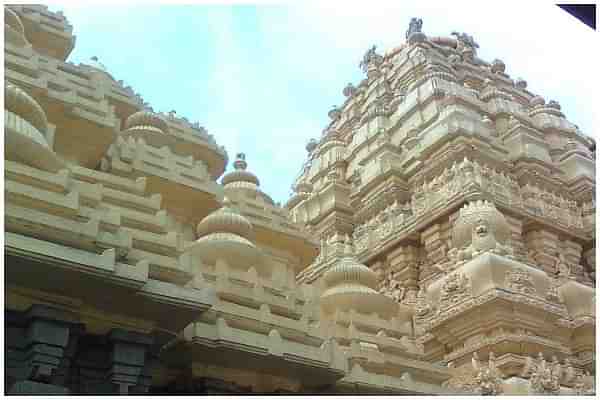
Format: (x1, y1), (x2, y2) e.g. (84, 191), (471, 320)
(504, 267), (536, 295)
(450, 200), (513, 263)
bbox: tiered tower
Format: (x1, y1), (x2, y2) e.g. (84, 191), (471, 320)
(4, 6), (596, 395)
(287, 17), (596, 395)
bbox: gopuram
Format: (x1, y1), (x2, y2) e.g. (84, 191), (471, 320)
(4, 5), (596, 395)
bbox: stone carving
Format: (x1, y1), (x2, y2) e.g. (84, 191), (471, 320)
(573, 371), (595, 395)
(327, 169), (340, 182)
(328, 105), (341, 120)
(415, 286), (432, 318)
(359, 45), (383, 73)
(515, 77), (528, 89)
(546, 277), (563, 304)
(444, 352), (503, 395)
(452, 200), (513, 261)
(379, 271), (406, 303)
(349, 166), (363, 189)
(305, 138), (318, 153)
(505, 267), (536, 295)
(343, 83), (356, 97)
(347, 158), (584, 260)
(490, 59), (506, 74)
(472, 352), (503, 395)
(451, 31), (479, 50)
(523, 353), (562, 395)
(439, 272), (471, 309)
(405, 17), (423, 39)
(555, 253), (572, 278)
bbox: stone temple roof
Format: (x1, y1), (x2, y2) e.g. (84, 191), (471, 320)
(83, 56), (116, 81)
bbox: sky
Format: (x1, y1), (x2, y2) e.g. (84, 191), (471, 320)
(50, 0), (597, 205)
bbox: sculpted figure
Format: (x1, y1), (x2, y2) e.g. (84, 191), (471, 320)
(390, 280), (406, 303)
(452, 200), (513, 262)
(574, 371), (595, 395)
(525, 352), (561, 395)
(451, 31), (479, 50)
(405, 17), (423, 39)
(472, 352), (503, 395)
(415, 286), (431, 317)
(359, 45), (382, 73)
(380, 271), (406, 302)
(556, 253), (572, 278)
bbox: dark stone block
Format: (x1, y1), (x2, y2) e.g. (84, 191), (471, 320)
(108, 328), (153, 346)
(24, 305), (79, 326)
(7, 380), (70, 395)
(111, 342), (146, 366)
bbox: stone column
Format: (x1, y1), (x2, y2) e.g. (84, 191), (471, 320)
(505, 214), (526, 260)
(421, 224), (448, 265)
(561, 239), (586, 280)
(524, 229), (559, 274)
(369, 260), (386, 291)
(7, 304), (81, 394)
(387, 244), (419, 301)
(106, 328), (154, 394)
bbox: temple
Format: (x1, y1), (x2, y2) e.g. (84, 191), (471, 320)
(4, 5), (596, 395)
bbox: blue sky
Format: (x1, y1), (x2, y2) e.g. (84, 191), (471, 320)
(53, 1), (596, 204)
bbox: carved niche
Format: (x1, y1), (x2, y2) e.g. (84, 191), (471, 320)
(504, 267), (536, 295)
(439, 272), (472, 310)
(450, 200), (513, 262)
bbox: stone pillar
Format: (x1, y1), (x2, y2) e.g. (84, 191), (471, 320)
(51, 321), (84, 388)
(495, 113), (511, 137)
(387, 244), (419, 301)
(370, 260), (386, 291)
(505, 214), (526, 260)
(561, 239), (586, 280)
(421, 223), (448, 265)
(562, 240), (583, 267)
(107, 328), (154, 394)
(524, 229), (559, 274)
(6, 304), (81, 394)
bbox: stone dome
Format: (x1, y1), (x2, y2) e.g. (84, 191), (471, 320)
(5, 81), (48, 135)
(190, 198), (264, 272)
(5, 81), (64, 172)
(222, 153), (260, 186)
(196, 198), (254, 240)
(5, 7), (29, 47)
(320, 238), (398, 318)
(221, 153), (276, 206)
(529, 96), (545, 108)
(124, 109), (169, 134)
(324, 254), (379, 290)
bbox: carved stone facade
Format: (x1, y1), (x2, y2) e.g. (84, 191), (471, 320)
(4, 7), (595, 395)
